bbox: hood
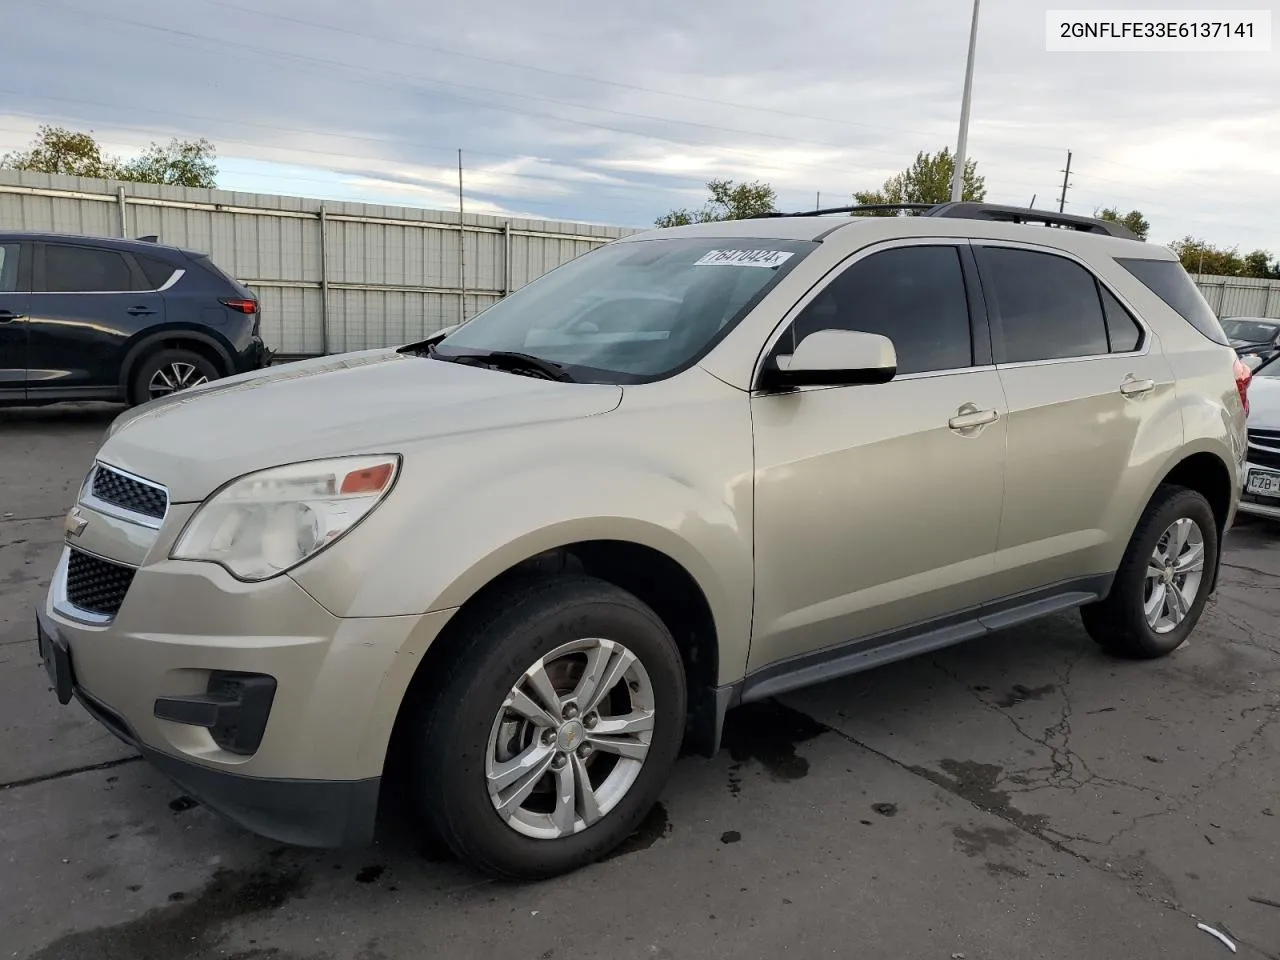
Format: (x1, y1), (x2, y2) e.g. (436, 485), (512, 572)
(1248, 374), (1280, 428)
(100, 349), (623, 502)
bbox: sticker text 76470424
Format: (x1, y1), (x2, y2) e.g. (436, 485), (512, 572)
(694, 249), (795, 268)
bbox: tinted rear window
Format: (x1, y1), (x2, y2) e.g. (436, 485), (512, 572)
(1115, 258), (1229, 346)
(43, 245), (134, 293)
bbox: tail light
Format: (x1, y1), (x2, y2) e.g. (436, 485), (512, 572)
(219, 297), (258, 315)
(1234, 357), (1252, 417)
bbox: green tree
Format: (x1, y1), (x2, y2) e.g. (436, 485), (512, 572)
(1242, 249), (1280, 280)
(1, 125), (218, 188)
(119, 137), (217, 188)
(852, 148), (986, 215)
(1170, 237), (1245, 276)
(0, 125), (119, 178)
(1096, 207), (1150, 241)
(656, 178), (777, 227)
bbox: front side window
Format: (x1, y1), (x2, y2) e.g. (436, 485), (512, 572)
(786, 245), (974, 375)
(977, 247), (1110, 363)
(0, 244), (18, 293)
(435, 238), (815, 383)
(42, 244), (134, 293)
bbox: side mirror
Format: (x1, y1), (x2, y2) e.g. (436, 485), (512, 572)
(763, 329), (897, 389)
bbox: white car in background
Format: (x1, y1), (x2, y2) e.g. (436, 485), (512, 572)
(1241, 354), (1280, 521)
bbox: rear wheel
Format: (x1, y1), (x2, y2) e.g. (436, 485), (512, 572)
(414, 576), (687, 879)
(130, 348), (219, 404)
(1081, 485), (1218, 659)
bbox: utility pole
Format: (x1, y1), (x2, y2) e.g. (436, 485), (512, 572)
(815, 191), (820, 211)
(950, 0), (982, 202)
(458, 149), (466, 324)
(1057, 151), (1073, 212)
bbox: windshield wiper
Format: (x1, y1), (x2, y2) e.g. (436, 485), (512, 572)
(439, 349), (576, 382)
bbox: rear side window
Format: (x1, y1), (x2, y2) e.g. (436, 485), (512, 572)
(42, 244), (133, 293)
(134, 254), (177, 289)
(976, 247), (1109, 363)
(0, 244), (18, 292)
(1115, 257), (1230, 346)
(789, 244), (974, 375)
(1100, 287), (1143, 353)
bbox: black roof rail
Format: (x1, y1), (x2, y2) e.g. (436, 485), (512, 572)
(761, 203), (935, 218)
(921, 202), (1138, 240)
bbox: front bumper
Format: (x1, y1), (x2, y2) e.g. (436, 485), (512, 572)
(38, 616), (377, 847)
(1239, 461), (1280, 521)
(36, 518), (446, 847)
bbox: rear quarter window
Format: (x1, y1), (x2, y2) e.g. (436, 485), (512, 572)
(134, 254), (178, 289)
(1115, 257), (1230, 346)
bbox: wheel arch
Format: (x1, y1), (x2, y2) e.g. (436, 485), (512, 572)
(118, 327), (235, 398)
(381, 534), (729, 786)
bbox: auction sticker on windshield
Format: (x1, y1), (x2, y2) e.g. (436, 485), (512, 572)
(694, 249), (794, 268)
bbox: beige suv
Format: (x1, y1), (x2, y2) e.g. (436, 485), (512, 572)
(36, 202), (1251, 879)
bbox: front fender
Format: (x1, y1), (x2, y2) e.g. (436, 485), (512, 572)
(290, 432), (756, 686)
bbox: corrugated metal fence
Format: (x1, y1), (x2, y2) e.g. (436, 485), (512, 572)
(0, 171), (637, 356)
(3, 171), (1278, 356)
(1188, 273), (1280, 320)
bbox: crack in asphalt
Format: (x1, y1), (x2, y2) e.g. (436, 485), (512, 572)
(789, 700), (1280, 960)
(1, 755), (142, 792)
(1, 511), (67, 524)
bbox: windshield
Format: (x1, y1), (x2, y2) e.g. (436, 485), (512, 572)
(1222, 318), (1279, 343)
(434, 237), (816, 383)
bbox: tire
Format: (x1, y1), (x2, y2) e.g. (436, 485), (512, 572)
(413, 575), (687, 880)
(1080, 485), (1219, 659)
(130, 348), (220, 405)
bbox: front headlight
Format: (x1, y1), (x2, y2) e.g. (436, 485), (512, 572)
(171, 455), (401, 581)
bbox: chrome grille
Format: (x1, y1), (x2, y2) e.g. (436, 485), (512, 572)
(90, 466), (168, 520)
(65, 549), (136, 617)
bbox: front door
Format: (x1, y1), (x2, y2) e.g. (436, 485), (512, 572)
(0, 241), (29, 401)
(973, 242), (1181, 597)
(26, 241), (165, 400)
(749, 241), (1008, 674)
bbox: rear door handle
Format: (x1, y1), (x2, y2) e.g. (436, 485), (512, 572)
(949, 405), (1000, 432)
(0, 310), (25, 323)
(1120, 377), (1155, 397)
(126, 306), (156, 316)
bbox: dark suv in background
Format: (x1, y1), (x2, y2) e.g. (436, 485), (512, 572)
(0, 232), (271, 407)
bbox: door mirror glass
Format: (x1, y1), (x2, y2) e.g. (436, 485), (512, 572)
(768, 329), (897, 388)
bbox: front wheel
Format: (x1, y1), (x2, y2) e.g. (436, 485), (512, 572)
(1081, 485), (1219, 659)
(414, 576), (687, 879)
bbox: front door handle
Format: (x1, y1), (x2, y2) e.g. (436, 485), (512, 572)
(0, 310), (25, 323)
(949, 404), (1000, 432)
(1120, 377), (1155, 397)
(126, 306), (156, 316)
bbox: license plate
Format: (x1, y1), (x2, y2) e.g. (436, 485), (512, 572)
(1247, 469), (1280, 498)
(36, 617), (74, 705)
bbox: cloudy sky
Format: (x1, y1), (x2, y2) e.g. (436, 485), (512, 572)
(1, 0), (1276, 251)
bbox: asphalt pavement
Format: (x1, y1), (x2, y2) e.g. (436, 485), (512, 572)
(2, 403), (1279, 960)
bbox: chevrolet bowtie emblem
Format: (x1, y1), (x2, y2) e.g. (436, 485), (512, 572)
(64, 508), (88, 539)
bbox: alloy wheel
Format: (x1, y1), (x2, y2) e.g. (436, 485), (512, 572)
(1143, 517), (1205, 634)
(149, 362), (209, 398)
(485, 637), (655, 840)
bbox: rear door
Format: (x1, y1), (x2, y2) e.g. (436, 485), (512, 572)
(0, 241), (29, 400)
(26, 241), (165, 400)
(974, 242), (1180, 598)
